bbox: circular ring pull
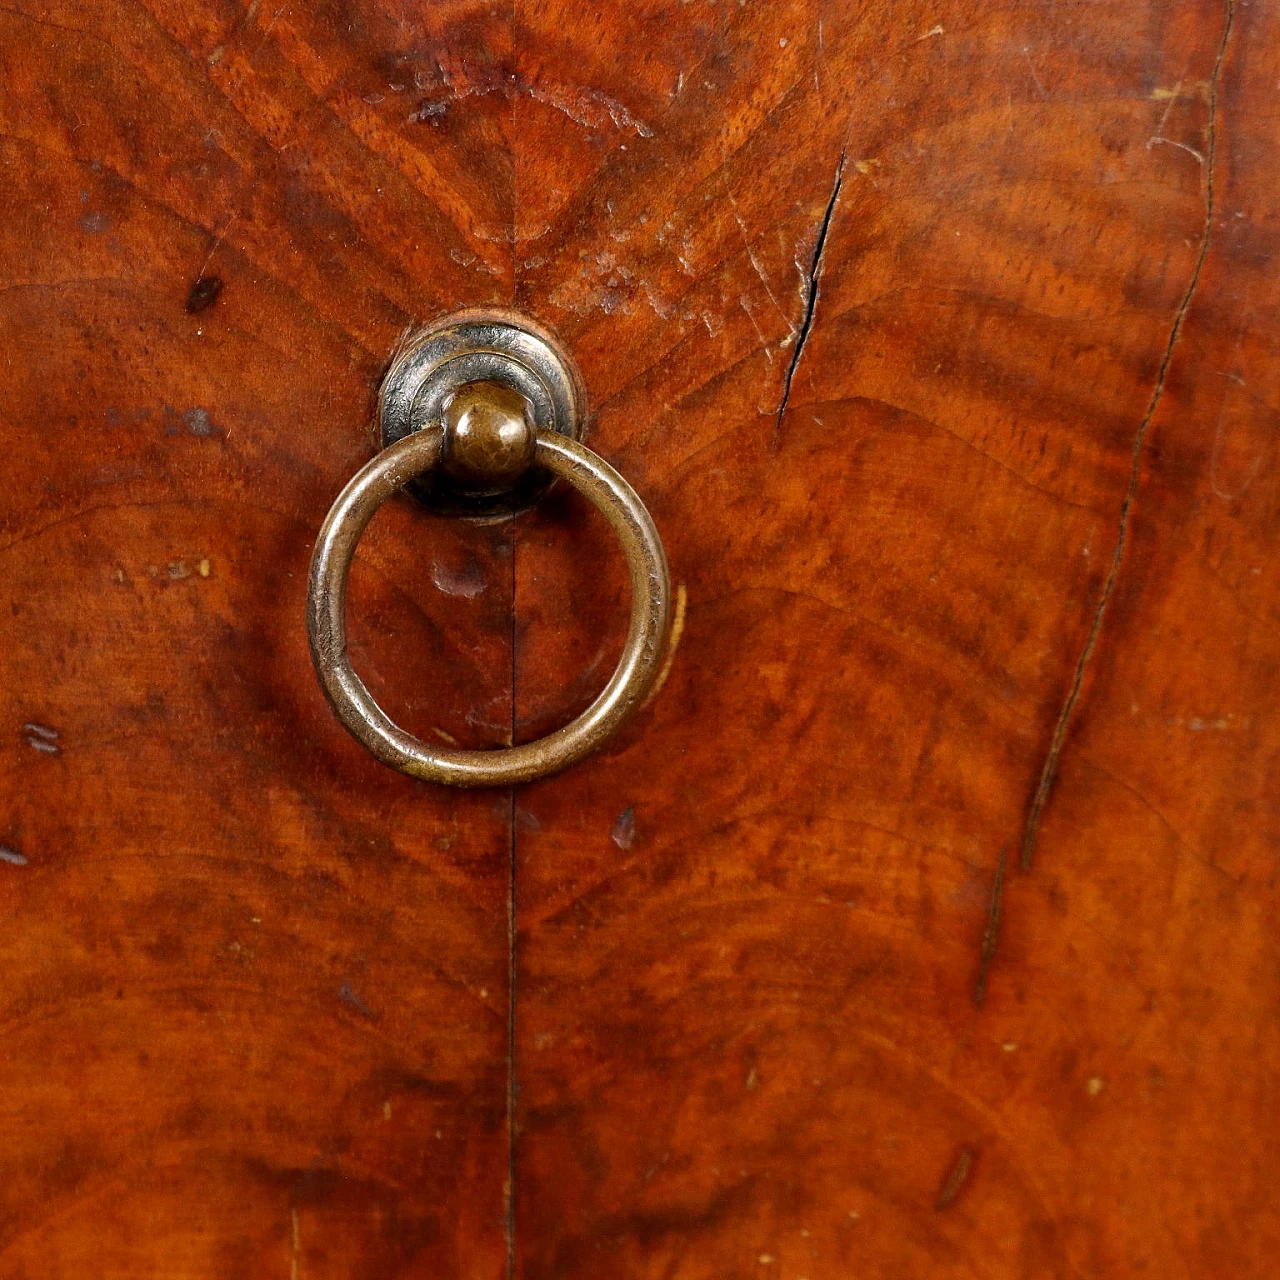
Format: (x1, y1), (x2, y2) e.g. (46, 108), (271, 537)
(306, 387), (671, 787)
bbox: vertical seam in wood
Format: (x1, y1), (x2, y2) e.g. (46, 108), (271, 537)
(506, 507), (518, 1280)
(507, 2), (520, 1261)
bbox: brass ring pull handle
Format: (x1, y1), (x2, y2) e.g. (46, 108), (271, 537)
(307, 378), (671, 788)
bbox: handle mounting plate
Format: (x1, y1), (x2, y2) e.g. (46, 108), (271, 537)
(379, 310), (586, 520)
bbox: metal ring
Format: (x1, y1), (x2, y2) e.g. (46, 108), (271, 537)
(306, 425), (671, 787)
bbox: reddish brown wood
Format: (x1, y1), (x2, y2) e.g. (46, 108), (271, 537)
(0, 2), (519, 1275)
(511, 0), (1280, 1277)
(1, 1), (1278, 1277)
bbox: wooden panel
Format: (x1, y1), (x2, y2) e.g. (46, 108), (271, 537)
(2, 1), (1278, 1277)
(0, 2), (516, 1275)
(511, 0), (1279, 1276)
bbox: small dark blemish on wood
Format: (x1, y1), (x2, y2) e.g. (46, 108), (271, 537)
(611, 806), (636, 850)
(186, 275), (224, 313)
(338, 982), (374, 1017)
(935, 1144), (977, 1211)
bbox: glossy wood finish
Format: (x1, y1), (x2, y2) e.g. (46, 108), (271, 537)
(0, 3), (518, 1273)
(2, 1), (1277, 1277)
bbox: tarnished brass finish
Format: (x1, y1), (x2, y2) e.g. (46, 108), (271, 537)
(379, 310), (585, 519)
(441, 380), (537, 492)
(307, 418), (671, 788)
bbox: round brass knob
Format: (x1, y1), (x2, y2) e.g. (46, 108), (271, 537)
(306, 383), (671, 787)
(441, 380), (537, 492)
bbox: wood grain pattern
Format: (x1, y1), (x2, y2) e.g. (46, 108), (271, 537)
(0, 2), (519, 1275)
(510, 0), (1280, 1276)
(1, 0), (1277, 1277)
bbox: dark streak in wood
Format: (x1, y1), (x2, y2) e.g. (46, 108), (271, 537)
(973, 845), (1009, 1009)
(935, 1144), (977, 1211)
(1017, 0), (1236, 875)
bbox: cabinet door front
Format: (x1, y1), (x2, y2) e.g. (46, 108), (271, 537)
(2, 2), (1276, 1277)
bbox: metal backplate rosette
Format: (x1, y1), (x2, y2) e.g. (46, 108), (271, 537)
(378, 310), (586, 519)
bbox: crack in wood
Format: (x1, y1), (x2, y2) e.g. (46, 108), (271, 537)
(773, 149), (847, 448)
(1016, 0), (1234, 877)
(973, 0), (1235, 1007)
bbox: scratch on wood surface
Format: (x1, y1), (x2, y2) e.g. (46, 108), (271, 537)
(1021, 47), (1048, 100)
(191, 214), (236, 297)
(935, 1144), (977, 1210)
(23, 722), (60, 753)
(0, 847), (28, 866)
(773, 149), (846, 449)
(724, 168), (793, 336)
(739, 296), (775, 362)
(290, 1205), (299, 1280)
(1016, 0), (1234, 876)
(435, 62), (652, 136)
(1149, 80), (1182, 142)
(1208, 305), (1266, 500)
(611, 806), (636, 850)
(525, 82), (653, 137)
(1148, 136), (1205, 165)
